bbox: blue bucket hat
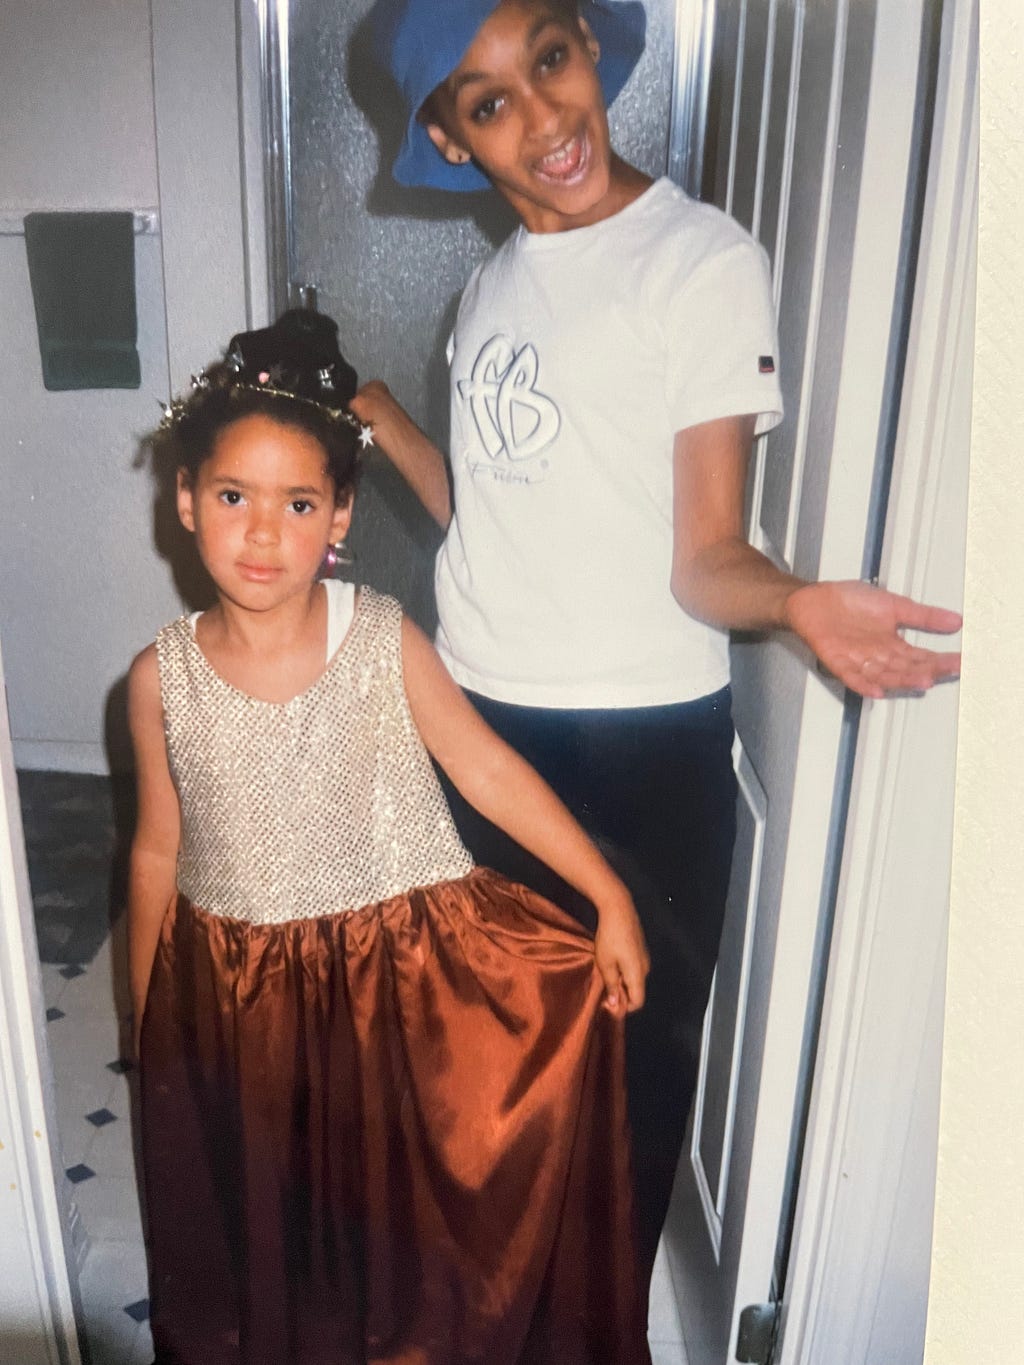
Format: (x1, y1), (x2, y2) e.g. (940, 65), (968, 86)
(372, 0), (647, 192)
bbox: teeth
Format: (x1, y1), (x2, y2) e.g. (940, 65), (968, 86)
(537, 134), (589, 181)
(542, 138), (578, 168)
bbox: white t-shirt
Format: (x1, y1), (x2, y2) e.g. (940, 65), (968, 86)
(435, 177), (784, 708)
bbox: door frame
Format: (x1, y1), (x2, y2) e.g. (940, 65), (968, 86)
(0, 0), (973, 1355)
(240, 0), (977, 1354)
(777, 0), (976, 1355)
(0, 635), (83, 1364)
(664, 0), (957, 1355)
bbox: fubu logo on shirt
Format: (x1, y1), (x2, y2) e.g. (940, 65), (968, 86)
(457, 335), (561, 483)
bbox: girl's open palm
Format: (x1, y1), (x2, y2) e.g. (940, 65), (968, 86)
(784, 580), (962, 700)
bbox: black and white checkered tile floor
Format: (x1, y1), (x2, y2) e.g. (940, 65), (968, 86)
(40, 914), (154, 1365)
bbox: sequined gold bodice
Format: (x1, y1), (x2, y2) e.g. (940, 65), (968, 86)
(155, 588), (474, 923)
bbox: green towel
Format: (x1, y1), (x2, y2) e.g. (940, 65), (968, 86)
(24, 211), (140, 390)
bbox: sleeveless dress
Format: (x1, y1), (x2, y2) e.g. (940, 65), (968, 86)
(140, 584), (649, 1365)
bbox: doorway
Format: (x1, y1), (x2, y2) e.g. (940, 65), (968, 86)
(259, 1), (970, 1361)
(0, 0), (973, 1358)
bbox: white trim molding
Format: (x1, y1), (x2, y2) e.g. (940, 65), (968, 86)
(0, 638), (83, 1364)
(778, 0), (976, 1356)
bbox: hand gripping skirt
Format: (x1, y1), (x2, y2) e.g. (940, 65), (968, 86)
(140, 867), (650, 1365)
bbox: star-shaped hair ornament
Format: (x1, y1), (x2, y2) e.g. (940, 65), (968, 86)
(329, 409), (375, 447)
(157, 395), (189, 431)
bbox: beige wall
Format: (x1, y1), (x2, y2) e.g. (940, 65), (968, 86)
(0, 0), (182, 772)
(0, 0), (257, 773)
(0, 0), (158, 209)
(925, 0), (1024, 1356)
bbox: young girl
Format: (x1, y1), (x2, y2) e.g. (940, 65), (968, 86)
(128, 309), (651, 1365)
(357, 0), (964, 1291)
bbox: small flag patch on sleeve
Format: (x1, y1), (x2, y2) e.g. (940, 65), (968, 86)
(758, 355), (776, 374)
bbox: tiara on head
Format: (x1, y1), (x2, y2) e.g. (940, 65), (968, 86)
(157, 356), (374, 449)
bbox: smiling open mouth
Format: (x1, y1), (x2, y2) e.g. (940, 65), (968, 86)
(535, 132), (590, 184)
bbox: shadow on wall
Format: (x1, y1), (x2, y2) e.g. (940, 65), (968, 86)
(347, 2), (517, 452)
(99, 433), (217, 778)
(135, 435), (217, 618)
(343, 9), (511, 628)
(346, 7), (515, 245)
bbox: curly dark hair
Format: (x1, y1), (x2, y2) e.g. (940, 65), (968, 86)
(147, 310), (362, 504)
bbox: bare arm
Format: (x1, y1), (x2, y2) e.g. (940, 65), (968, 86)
(350, 381), (453, 530)
(126, 645), (181, 1055)
(670, 416), (962, 698)
(401, 619), (649, 1014)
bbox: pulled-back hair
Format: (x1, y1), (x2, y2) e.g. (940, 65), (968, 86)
(146, 310), (362, 504)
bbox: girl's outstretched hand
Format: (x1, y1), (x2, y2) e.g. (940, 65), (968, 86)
(783, 580), (962, 700)
(594, 893), (650, 1018)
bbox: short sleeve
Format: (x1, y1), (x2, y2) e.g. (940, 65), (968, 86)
(663, 236), (784, 438)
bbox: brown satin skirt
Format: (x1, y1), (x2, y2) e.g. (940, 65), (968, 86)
(140, 867), (650, 1365)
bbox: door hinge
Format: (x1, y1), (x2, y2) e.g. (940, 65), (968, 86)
(735, 1301), (781, 1363)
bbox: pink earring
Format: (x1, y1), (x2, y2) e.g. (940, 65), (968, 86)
(322, 539), (354, 577)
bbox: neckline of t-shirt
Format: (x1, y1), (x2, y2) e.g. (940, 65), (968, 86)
(184, 579), (360, 707)
(515, 176), (671, 253)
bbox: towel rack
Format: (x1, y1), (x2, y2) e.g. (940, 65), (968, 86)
(0, 209), (160, 237)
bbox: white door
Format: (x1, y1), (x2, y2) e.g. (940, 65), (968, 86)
(0, 636), (83, 1363)
(664, 0), (935, 1360)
